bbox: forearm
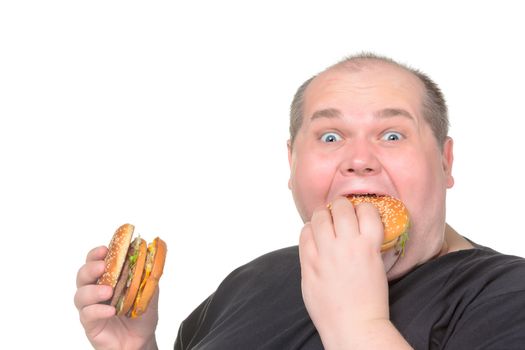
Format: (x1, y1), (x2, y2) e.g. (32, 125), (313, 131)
(320, 319), (413, 350)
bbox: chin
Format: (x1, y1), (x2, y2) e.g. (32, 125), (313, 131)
(386, 239), (445, 280)
(383, 249), (405, 280)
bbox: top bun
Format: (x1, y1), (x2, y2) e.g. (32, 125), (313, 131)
(347, 195), (409, 252)
(97, 223), (134, 287)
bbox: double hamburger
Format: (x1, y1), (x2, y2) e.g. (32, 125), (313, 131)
(97, 223), (167, 318)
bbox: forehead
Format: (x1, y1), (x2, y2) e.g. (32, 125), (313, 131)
(303, 62), (425, 121)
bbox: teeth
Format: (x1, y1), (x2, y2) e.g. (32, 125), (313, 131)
(351, 193), (378, 197)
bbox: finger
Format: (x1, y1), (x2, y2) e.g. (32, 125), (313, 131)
(74, 284), (113, 311)
(86, 246), (108, 263)
(355, 202), (384, 250)
(299, 223), (317, 266)
(299, 223), (313, 249)
(330, 196), (359, 240)
(299, 224), (319, 285)
(79, 303), (116, 335)
(310, 206), (335, 256)
(76, 260), (106, 288)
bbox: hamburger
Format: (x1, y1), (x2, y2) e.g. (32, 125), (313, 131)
(346, 194), (409, 255)
(97, 223), (167, 318)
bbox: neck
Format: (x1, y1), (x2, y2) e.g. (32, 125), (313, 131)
(439, 223), (474, 256)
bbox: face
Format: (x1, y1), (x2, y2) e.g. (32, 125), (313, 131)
(288, 63), (454, 277)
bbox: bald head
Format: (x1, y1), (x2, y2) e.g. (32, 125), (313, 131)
(289, 54), (449, 150)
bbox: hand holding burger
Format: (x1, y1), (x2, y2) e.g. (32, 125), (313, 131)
(74, 223), (166, 349)
(299, 195), (410, 347)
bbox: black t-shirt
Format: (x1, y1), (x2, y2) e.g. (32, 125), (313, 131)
(175, 245), (525, 349)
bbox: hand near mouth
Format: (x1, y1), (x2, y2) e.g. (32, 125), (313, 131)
(299, 197), (412, 349)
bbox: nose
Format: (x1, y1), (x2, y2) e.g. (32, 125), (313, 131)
(339, 141), (381, 176)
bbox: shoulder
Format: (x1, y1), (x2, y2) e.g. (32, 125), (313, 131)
(412, 247), (525, 310)
(460, 248), (525, 300)
(243, 245), (300, 269)
(391, 247), (525, 348)
(454, 247), (525, 281)
(220, 246), (300, 286)
(205, 246), (303, 326)
(431, 247), (525, 289)
(443, 249), (525, 348)
(391, 247), (525, 316)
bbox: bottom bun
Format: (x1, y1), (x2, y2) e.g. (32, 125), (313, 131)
(130, 237), (167, 318)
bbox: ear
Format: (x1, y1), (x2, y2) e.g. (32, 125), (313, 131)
(442, 137), (454, 188)
(287, 140), (293, 190)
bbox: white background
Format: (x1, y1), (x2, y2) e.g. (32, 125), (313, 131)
(1, 1), (524, 349)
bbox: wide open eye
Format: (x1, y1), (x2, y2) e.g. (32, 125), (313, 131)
(382, 131), (404, 141)
(320, 132), (342, 143)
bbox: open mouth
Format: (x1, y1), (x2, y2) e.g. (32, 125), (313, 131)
(345, 193), (386, 199)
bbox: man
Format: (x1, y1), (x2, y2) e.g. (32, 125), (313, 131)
(75, 54), (525, 349)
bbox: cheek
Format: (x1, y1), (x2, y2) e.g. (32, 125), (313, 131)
(290, 152), (337, 219)
(385, 146), (445, 194)
(398, 159), (444, 205)
(380, 149), (435, 202)
(398, 160), (436, 191)
(391, 154), (448, 235)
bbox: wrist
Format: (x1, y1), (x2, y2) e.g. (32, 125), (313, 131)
(320, 319), (412, 350)
(139, 335), (158, 350)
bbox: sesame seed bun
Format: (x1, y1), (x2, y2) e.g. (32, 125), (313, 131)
(347, 195), (410, 253)
(97, 223), (134, 287)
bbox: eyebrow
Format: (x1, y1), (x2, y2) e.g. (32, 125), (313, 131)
(311, 108), (343, 120)
(310, 107), (415, 122)
(374, 108), (415, 121)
